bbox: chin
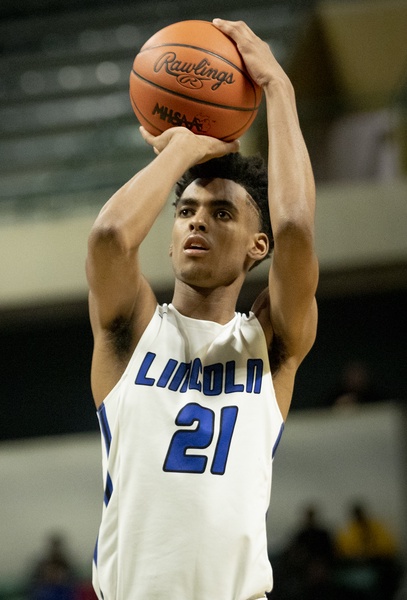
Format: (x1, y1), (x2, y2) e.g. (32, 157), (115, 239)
(178, 268), (215, 288)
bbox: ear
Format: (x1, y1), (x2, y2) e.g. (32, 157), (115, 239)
(169, 243), (173, 256)
(247, 232), (269, 263)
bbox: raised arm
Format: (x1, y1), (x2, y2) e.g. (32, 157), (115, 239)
(86, 126), (239, 405)
(213, 19), (319, 419)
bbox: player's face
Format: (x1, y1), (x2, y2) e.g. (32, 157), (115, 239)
(171, 177), (268, 288)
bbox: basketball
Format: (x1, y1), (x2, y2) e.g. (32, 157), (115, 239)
(129, 20), (262, 141)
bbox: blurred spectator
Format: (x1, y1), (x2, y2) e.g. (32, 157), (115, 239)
(335, 501), (403, 600)
(336, 501), (398, 560)
(325, 360), (388, 407)
(28, 532), (76, 600)
(291, 504), (336, 563)
(270, 503), (339, 600)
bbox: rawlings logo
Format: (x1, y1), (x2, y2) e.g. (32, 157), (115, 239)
(154, 51), (235, 91)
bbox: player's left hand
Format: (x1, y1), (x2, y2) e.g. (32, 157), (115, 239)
(212, 18), (289, 89)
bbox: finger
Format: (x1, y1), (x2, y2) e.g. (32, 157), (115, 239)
(212, 18), (234, 36)
(227, 139), (241, 154)
(140, 127), (161, 155)
(139, 126), (156, 146)
(212, 18), (248, 39)
(212, 18), (236, 29)
(209, 138), (240, 159)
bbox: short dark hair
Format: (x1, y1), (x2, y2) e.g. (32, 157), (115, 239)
(175, 153), (273, 265)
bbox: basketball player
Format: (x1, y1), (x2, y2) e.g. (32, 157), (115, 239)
(86, 18), (318, 600)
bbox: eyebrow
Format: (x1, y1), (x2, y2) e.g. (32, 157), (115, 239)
(174, 198), (239, 212)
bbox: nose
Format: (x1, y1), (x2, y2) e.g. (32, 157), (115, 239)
(189, 209), (208, 232)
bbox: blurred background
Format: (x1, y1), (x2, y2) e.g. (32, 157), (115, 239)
(0, 0), (406, 598)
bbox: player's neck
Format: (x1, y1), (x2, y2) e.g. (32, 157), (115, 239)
(171, 281), (241, 324)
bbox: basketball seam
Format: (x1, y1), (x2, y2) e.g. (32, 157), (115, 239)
(129, 95), (164, 136)
(130, 69), (261, 112)
(130, 92), (255, 141)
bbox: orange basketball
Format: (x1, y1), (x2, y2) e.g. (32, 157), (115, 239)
(129, 20), (262, 141)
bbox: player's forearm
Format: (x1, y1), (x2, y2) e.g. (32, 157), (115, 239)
(264, 79), (316, 240)
(91, 143), (194, 252)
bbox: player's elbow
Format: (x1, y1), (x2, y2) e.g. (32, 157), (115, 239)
(89, 221), (118, 247)
(273, 218), (315, 250)
(88, 221), (131, 258)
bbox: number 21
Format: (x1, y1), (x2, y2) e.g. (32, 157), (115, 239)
(163, 402), (238, 475)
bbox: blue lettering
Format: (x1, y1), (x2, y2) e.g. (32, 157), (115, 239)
(169, 362), (191, 392)
(157, 359), (178, 388)
(225, 361), (244, 394)
(246, 359), (263, 394)
(134, 353), (263, 395)
(189, 358), (202, 392)
(203, 363), (223, 396)
(135, 352), (156, 386)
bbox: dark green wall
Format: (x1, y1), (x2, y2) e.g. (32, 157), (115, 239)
(1, 289), (405, 442)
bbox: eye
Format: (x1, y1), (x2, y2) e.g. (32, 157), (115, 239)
(215, 209), (231, 220)
(178, 207), (193, 218)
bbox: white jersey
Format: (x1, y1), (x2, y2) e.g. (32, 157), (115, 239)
(93, 303), (284, 600)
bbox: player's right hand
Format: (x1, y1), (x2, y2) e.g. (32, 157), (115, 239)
(139, 126), (240, 164)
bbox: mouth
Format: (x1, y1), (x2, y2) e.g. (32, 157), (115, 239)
(183, 235), (210, 255)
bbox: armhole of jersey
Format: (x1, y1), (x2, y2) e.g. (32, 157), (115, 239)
(245, 311), (285, 426)
(99, 303), (162, 411)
